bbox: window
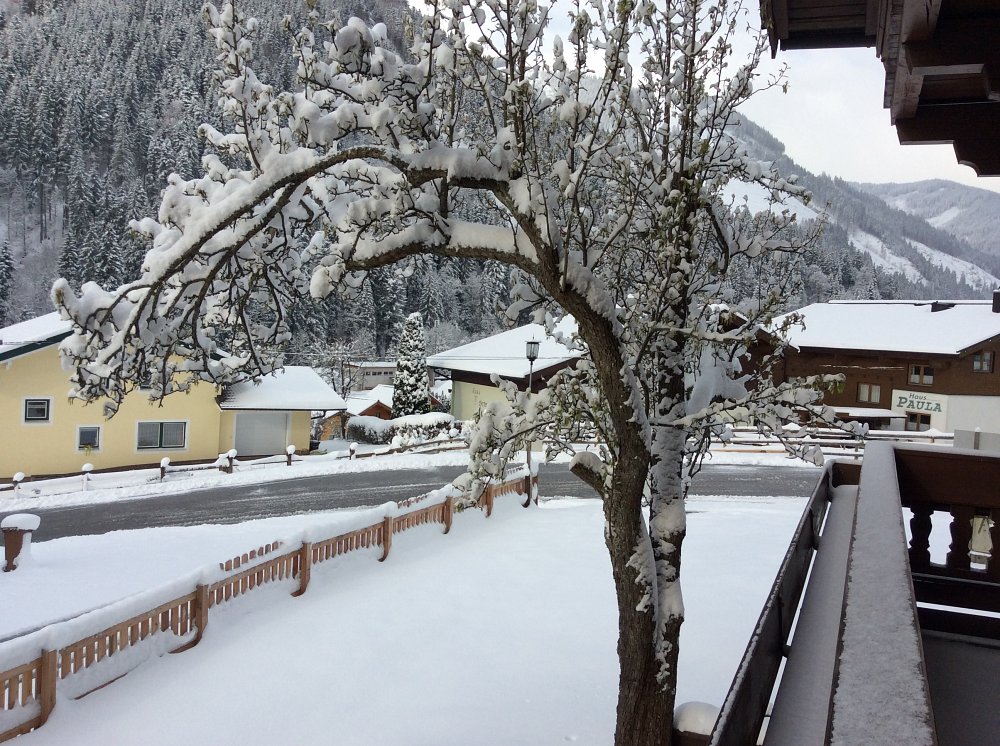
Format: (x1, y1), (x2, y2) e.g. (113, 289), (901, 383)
(78, 427), (100, 451)
(908, 365), (934, 386)
(137, 421), (187, 449)
(906, 412), (931, 432)
(24, 399), (51, 422)
(857, 383), (881, 404)
(973, 351), (994, 373)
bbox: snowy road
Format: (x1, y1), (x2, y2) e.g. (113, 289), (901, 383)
(19, 463), (819, 541)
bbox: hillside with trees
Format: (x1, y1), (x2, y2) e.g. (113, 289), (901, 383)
(0, 0), (997, 364)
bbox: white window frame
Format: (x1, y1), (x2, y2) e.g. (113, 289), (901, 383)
(78, 426), (101, 451)
(973, 351), (994, 373)
(136, 421), (188, 450)
(908, 364), (934, 386)
(23, 397), (52, 423)
(857, 383), (881, 404)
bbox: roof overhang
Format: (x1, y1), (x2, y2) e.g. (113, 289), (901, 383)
(762, 0), (1000, 175)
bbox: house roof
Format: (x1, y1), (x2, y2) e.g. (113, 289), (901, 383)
(220, 366), (346, 411)
(0, 312), (72, 362)
(344, 384), (395, 416)
(426, 322), (579, 379)
(781, 300), (1000, 356)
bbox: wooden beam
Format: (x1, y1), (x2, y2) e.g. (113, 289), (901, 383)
(899, 0), (942, 43)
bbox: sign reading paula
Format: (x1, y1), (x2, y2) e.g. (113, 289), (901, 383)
(892, 389), (948, 418)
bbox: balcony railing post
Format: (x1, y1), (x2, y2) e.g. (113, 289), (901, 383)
(946, 505), (975, 571)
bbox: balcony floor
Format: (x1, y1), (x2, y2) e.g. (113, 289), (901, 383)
(922, 630), (1000, 746)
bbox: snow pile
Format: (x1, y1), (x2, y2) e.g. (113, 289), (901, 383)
(1, 513), (41, 531)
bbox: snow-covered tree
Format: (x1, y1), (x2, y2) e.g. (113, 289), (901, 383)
(54, 2), (850, 743)
(392, 312), (430, 417)
(0, 239), (15, 324)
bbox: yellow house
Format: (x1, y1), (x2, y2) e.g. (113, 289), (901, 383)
(426, 323), (579, 421)
(0, 314), (346, 481)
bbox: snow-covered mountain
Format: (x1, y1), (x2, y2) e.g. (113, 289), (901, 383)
(855, 180), (1000, 262)
(731, 119), (1000, 298)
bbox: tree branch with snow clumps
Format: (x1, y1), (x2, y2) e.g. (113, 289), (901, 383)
(53, 1), (849, 743)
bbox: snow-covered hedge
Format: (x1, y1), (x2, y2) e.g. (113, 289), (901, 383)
(346, 413), (460, 445)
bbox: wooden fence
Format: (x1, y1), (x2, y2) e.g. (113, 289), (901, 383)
(0, 470), (536, 743)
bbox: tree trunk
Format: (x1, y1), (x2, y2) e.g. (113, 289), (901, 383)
(604, 455), (677, 746)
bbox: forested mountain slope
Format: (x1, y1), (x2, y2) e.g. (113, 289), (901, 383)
(0, 0), (997, 362)
(855, 180), (1000, 263)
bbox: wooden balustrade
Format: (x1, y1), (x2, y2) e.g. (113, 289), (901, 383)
(895, 446), (1000, 639)
(0, 474), (531, 743)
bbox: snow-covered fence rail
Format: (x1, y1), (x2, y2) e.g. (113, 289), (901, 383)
(0, 469), (535, 743)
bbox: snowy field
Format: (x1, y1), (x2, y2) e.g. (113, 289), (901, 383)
(5, 489), (808, 745)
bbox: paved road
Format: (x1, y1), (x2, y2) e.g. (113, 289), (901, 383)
(13, 463), (820, 542)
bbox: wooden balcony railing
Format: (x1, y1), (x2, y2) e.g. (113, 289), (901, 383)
(711, 442), (1000, 745)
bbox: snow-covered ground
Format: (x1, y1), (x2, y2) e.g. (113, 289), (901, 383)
(905, 238), (1000, 292)
(5, 489), (808, 745)
(847, 228), (926, 284)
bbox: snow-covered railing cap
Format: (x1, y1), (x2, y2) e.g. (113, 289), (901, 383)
(1, 513), (41, 531)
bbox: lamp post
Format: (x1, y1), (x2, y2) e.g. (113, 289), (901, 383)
(525, 340), (540, 505)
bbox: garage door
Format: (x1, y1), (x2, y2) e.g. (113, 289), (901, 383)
(234, 411), (290, 456)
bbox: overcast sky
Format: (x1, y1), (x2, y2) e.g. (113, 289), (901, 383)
(741, 46), (1000, 194)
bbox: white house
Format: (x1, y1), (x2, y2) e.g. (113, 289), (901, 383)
(427, 323), (579, 420)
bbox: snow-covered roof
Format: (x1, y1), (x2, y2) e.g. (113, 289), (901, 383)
(0, 312), (72, 361)
(220, 367), (346, 411)
(427, 322), (579, 379)
(782, 300), (1000, 356)
(345, 384), (394, 416)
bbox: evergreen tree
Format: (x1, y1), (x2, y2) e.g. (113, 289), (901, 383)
(391, 312), (430, 417)
(0, 239), (15, 324)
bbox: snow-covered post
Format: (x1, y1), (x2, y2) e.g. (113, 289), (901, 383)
(160, 456), (170, 481)
(349, 442), (358, 460)
(12, 471), (24, 493)
(2, 513), (40, 571)
(483, 483), (495, 518)
(286, 444), (296, 466)
(443, 494), (454, 535)
(226, 448), (237, 473)
(81, 462), (93, 491)
(379, 516), (393, 562)
(292, 542), (312, 597)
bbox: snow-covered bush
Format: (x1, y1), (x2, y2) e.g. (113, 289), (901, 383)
(346, 413), (458, 445)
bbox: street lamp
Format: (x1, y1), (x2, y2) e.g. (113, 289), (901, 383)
(525, 340), (540, 506)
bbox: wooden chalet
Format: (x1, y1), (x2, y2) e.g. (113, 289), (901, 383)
(760, 0), (1000, 174)
(778, 296), (1000, 432)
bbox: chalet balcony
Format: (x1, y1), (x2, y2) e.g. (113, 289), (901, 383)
(706, 443), (1000, 745)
